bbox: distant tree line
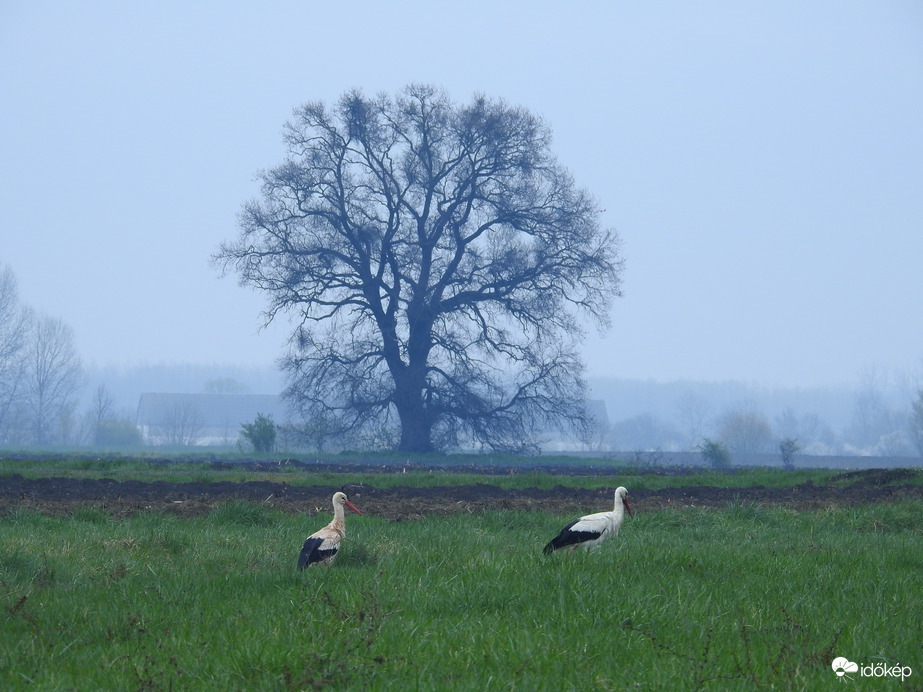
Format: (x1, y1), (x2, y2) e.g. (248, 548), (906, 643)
(5, 252), (922, 457)
(606, 373), (923, 462)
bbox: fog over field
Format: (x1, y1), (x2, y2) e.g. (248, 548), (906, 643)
(2, 2), (922, 457)
(79, 361), (922, 461)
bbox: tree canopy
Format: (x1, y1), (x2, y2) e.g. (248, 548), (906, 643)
(215, 85), (623, 452)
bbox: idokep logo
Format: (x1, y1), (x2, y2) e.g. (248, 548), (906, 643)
(832, 657), (859, 680)
(831, 656), (912, 682)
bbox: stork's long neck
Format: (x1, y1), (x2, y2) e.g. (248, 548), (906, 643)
(612, 496), (625, 520)
(330, 501), (346, 533)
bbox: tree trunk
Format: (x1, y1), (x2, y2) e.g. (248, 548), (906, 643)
(397, 407), (433, 453)
(395, 308), (435, 453)
(393, 364), (433, 453)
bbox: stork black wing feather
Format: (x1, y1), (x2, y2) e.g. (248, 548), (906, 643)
(298, 537), (325, 569)
(543, 519), (602, 554)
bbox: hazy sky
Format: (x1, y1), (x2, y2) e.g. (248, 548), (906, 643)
(2, 1), (921, 388)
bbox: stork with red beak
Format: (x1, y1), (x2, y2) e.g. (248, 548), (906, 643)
(298, 491), (364, 569)
(543, 486), (632, 555)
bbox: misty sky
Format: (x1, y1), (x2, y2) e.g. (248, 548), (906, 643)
(2, 1), (921, 389)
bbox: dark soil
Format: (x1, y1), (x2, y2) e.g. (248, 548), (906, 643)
(1, 463), (921, 520)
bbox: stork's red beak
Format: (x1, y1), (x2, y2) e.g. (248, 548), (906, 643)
(345, 500), (364, 516)
(624, 498), (633, 517)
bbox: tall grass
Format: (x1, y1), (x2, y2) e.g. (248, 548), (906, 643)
(2, 498), (920, 689)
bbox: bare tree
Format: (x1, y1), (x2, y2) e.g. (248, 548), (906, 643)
(909, 389), (923, 457)
(86, 384), (114, 445)
(0, 265), (31, 443)
(156, 402), (204, 446)
(847, 367), (903, 453)
(677, 391), (711, 450)
(718, 404), (773, 454)
(215, 85), (623, 453)
(23, 314), (84, 445)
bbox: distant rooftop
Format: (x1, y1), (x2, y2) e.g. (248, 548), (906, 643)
(135, 393), (290, 428)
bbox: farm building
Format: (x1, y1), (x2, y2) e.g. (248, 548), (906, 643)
(135, 393), (291, 446)
(134, 392), (608, 451)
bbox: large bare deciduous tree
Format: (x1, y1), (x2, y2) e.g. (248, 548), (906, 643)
(215, 85), (623, 452)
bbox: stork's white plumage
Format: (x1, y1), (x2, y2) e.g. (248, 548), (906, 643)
(298, 491), (363, 569)
(543, 486), (632, 555)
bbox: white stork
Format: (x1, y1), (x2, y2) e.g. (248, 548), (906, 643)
(298, 491), (364, 569)
(543, 486), (632, 555)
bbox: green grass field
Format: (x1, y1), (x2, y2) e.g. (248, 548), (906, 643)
(1, 461), (921, 690)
